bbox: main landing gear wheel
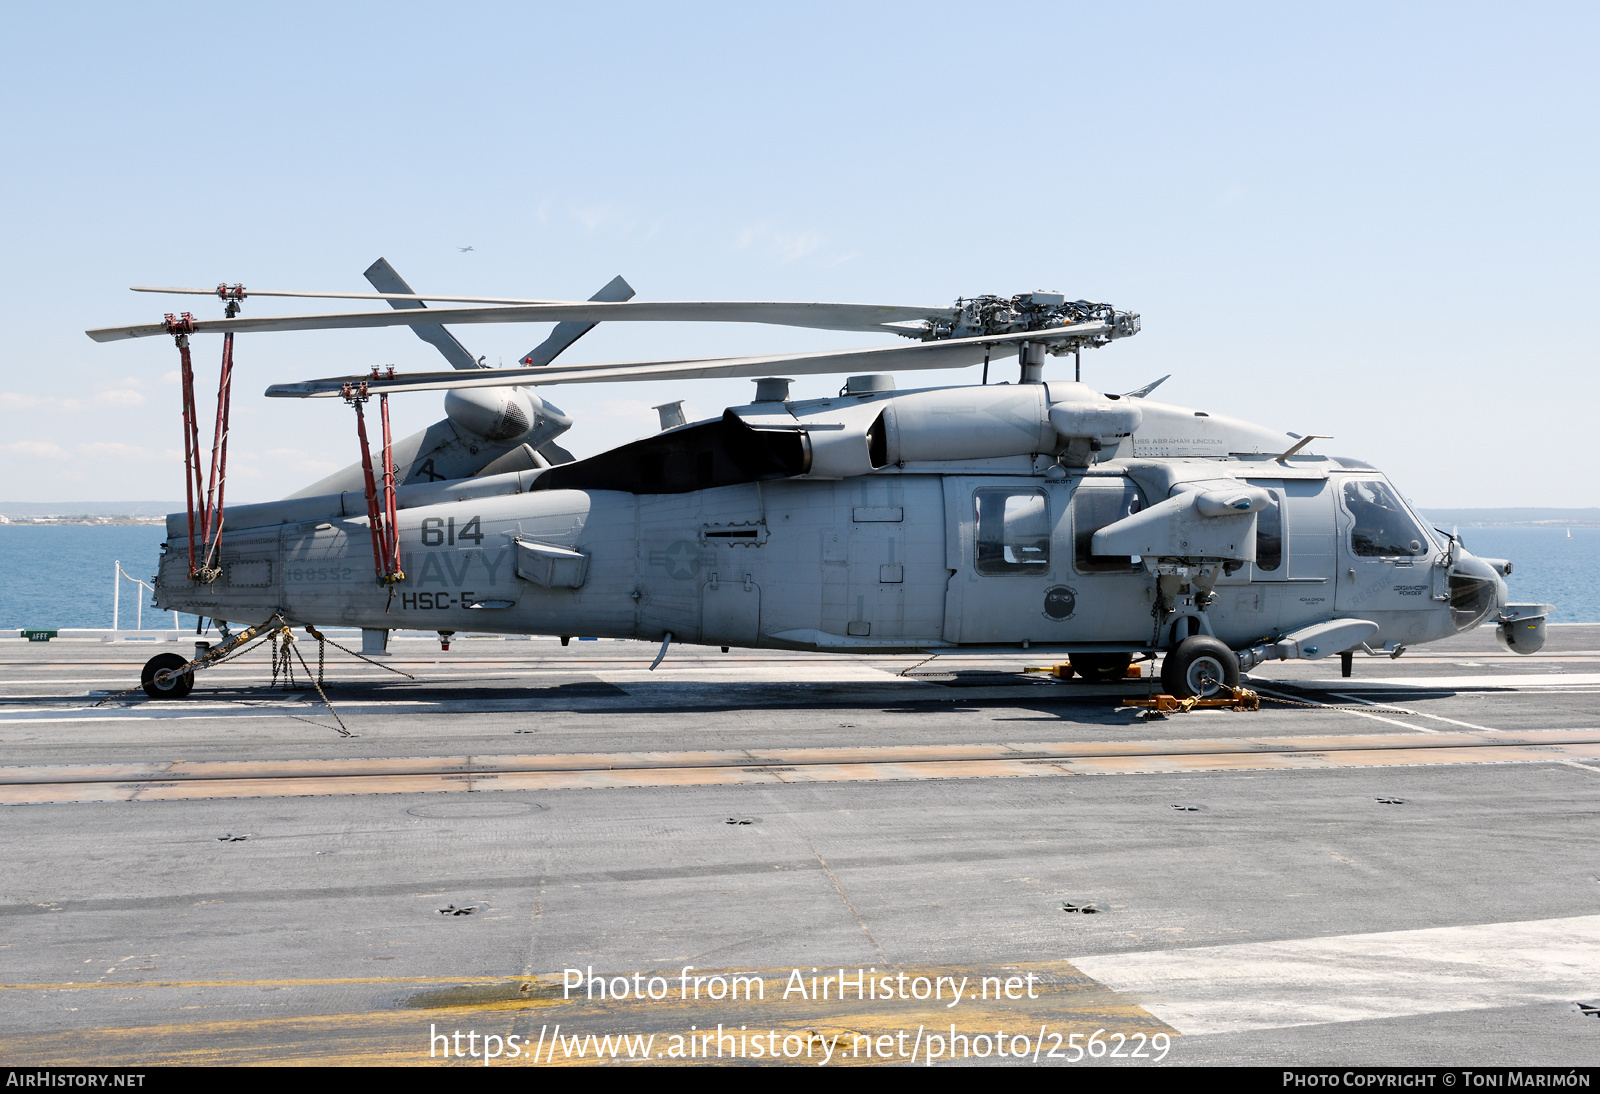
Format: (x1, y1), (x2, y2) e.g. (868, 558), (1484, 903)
(1071, 653), (1133, 683)
(141, 653), (194, 699)
(1160, 636), (1239, 700)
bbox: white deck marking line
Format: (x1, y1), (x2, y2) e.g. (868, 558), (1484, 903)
(1326, 692), (1441, 733)
(1310, 672), (1600, 690)
(1557, 759), (1600, 776)
(1394, 710), (1505, 733)
(0, 665), (911, 692)
(1404, 651), (1600, 659)
(1307, 685), (1504, 732)
(1356, 688), (1600, 699)
(1072, 914), (1600, 1036)
(1252, 687), (1431, 733)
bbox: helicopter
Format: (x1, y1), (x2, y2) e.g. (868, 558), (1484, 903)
(86, 266), (1551, 703)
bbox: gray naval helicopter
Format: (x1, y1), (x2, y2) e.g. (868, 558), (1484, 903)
(88, 265), (1551, 701)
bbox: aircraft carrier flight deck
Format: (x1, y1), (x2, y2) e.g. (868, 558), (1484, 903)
(2, 625), (1597, 1067)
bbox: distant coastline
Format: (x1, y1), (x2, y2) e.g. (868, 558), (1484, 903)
(0, 516), (167, 526)
(1417, 508), (1600, 528)
(0, 501), (176, 526)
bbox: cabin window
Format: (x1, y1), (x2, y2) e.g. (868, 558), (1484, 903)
(1255, 488), (1283, 572)
(974, 489), (1050, 575)
(1072, 482), (1144, 573)
(1343, 480), (1429, 558)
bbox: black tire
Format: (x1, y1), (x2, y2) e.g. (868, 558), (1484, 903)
(1071, 652), (1133, 684)
(141, 653), (194, 699)
(1160, 636), (1239, 700)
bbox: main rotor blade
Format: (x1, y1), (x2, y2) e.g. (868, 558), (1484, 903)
(520, 274), (636, 368)
(87, 300), (956, 343)
(131, 286), (567, 306)
(362, 258), (484, 371)
(263, 323), (1114, 398)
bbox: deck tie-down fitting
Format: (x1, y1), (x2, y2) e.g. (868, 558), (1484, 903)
(1024, 660), (1145, 681)
(1123, 687), (1262, 714)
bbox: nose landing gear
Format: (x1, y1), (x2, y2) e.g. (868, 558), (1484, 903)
(1159, 635), (1241, 700)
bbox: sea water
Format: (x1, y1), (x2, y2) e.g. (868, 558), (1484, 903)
(0, 525), (197, 630)
(1, 523), (1596, 630)
(1453, 526), (1600, 623)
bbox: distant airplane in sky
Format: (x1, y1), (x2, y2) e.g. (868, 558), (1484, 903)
(458, 246), (475, 253)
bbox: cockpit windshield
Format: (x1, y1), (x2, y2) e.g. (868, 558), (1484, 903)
(1342, 479), (1431, 558)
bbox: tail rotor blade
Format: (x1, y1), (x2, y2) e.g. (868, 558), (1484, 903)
(1122, 374), (1171, 399)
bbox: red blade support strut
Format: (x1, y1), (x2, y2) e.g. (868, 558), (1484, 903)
(166, 285), (245, 583)
(167, 310), (233, 582)
(342, 371), (404, 586)
(201, 330), (235, 572)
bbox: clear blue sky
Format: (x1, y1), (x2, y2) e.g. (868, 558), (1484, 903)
(3, 1), (1595, 507)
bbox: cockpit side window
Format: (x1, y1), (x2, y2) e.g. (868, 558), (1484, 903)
(1342, 479), (1430, 558)
(974, 489), (1050, 575)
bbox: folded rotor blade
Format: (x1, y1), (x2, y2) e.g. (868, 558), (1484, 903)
(520, 275), (636, 368)
(87, 300), (956, 342)
(362, 258), (484, 371)
(263, 323), (1114, 398)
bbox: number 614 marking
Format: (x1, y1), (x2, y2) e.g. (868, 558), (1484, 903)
(420, 515), (483, 547)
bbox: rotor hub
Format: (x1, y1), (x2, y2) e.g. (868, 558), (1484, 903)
(928, 294), (1138, 351)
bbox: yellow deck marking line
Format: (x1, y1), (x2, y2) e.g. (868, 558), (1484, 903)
(8, 728), (1600, 780)
(0, 962), (1173, 1067)
(4, 729), (1600, 804)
